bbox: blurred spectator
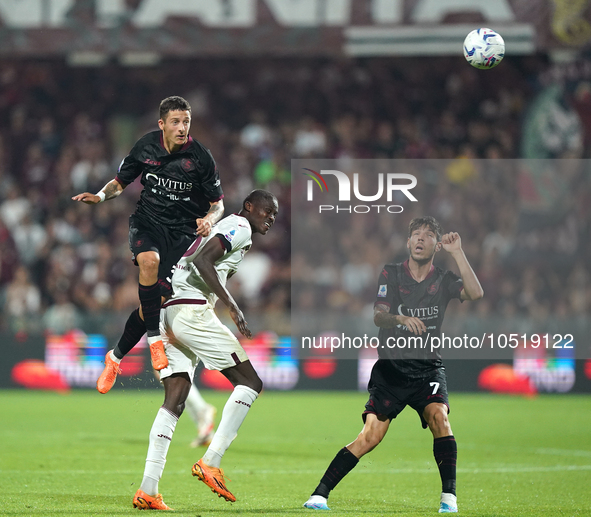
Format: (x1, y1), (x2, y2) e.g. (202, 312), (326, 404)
(12, 214), (48, 266)
(240, 110), (272, 152)
(43, 290), (82, 334)
(70, 140), (110, 193)
(0, 219), (18, 285)
(0, 186), (30, 230)
(232, 251), (273, 306)
(4, 266), (41, 332)
(293, 117), (327, 156)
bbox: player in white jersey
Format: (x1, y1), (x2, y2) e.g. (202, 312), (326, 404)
(132, 190), (278, 511)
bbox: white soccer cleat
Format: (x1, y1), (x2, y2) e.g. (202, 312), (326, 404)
(439, 492), (457, 513)
(303, 495), (330, 510)
(190, 404), (217, 447)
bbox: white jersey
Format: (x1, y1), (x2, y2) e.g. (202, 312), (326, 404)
(168, 214), (252, 306)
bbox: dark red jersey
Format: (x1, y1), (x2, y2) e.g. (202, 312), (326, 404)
(374, 260), (464, 378)
(116, 131), (223, 229)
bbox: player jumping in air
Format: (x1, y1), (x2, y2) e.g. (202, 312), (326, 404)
(72, 96), (224, 391)
(303, 216), (483, 514)
(132, 189), (278, 510)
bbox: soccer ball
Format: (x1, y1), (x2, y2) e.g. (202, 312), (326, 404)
(463, 28), (505, 69)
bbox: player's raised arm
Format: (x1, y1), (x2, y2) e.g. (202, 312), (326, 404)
(441, 232), (484, 301)
(196, 199), (224, 237)
(193, 237), (251, 338)
(72, 178), (126, 205)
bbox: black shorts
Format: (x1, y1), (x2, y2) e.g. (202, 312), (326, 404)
(128, 214), (195, 296)
(363, 360), (449, 429)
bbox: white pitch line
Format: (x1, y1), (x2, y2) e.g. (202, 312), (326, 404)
(462, 443), (591, 458)
(2, 465), (590, 476)
(533, 448), (591, 458)
(228, 465), (591, 475)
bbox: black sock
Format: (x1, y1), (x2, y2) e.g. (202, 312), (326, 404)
(434, 435), (457, 496)
(113, 308), (146, 360)
(138, 282), (161, 338)
(312, 447), (359, 498)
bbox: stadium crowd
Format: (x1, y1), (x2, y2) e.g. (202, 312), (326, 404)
(0, 56), (589, 335)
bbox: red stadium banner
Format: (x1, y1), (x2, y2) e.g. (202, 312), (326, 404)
(0, 0), (589, 59)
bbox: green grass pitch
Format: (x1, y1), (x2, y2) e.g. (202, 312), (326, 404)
(2, 389), (591, 516)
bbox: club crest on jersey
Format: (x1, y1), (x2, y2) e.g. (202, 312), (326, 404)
(428, 283), (439, 295)
(181, 158), (194, 171)
(224, 229), (236, 242)
(377, 285), (387, 297)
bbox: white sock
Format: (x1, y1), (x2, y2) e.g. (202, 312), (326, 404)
(202, 385), (258, 468)
(139, 407), (178, 496)
(109, 350), (121, 364)
(185, 385), (211, 428)
(147, 335), (162, 346)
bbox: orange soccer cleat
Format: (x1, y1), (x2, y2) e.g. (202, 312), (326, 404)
(192, 459), (236, 502)
(96, 352), (122, 394)
(132, 489), (173, 510)
(149, 339), (168, 370)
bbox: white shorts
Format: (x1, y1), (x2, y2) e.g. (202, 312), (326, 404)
(158, 302), (249, 382)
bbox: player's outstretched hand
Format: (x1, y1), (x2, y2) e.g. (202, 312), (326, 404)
(229, 305), (252, 339)
(441, 232), (462, 253)
(399, 315), (427, 335)
(196, 218), (213, 237)
(72, 192), (101, 204)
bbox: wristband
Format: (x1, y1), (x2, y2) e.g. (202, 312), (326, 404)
(97, 191), (106, 203)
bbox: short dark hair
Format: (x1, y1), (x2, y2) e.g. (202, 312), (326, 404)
(159, 96), (191, 121)
(243, 189), (277, 210)
(409, 216), (443, 241)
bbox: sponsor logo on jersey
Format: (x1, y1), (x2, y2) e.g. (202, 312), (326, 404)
(377, 284), (387, 297)
(144, 159), (161, 166)
(224, 229), (236, 242)
(399, 286), (411, 294)
(145, 172), (193, 191)
(398, 304), (439, 318)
